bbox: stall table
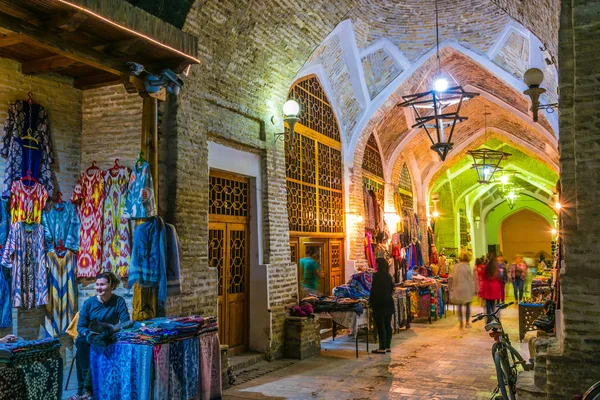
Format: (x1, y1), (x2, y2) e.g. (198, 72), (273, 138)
(327, 307), (370, 358)
(90, 331), (221, 400)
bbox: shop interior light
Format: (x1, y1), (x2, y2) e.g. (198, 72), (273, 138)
(554, 201), (562, 210)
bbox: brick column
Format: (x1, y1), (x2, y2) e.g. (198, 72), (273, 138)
(544, 1), (600, 398)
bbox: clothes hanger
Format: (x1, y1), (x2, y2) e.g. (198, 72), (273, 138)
(20, 169), (38, 185)
(21, 128), (39, 149)
(109, 158), (121, 171)
(55, 239), (66, 253)
(26, 91), (35, 105)
(136, 151), (146, 168)
(86, 160), (100, 175)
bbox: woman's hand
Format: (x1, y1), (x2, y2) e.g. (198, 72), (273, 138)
(0, 334), (17, 344)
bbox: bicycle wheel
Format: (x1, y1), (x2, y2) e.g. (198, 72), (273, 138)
(494, 350), (516, 400)
(583, 382), (600, 400)
(506, 344), (531, 371)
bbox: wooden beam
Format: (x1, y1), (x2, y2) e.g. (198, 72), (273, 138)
(74, 73), (124, 90)
(141, 96), (159, 207)
(0, 10), (129, 77)
(45, 11), (89, 32)
(94, 37), (142, 57)
(22, 55), (77, 75)
(0, 34), (24, 48)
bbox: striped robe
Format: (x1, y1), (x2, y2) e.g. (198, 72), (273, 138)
(44, 249), (77, 337)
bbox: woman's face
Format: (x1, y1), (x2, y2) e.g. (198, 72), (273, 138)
(96, 278), (112, 297)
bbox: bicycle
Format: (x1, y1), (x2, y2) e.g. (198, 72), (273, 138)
(472, 302), (532, 400)
(578, 381), (600, 400)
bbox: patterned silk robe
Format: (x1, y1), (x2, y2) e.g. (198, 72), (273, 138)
(102, 166), (131, 278)
(1, 100), (54, 199)
(1, 222), (47, 308)
(44, 249), (77, 338)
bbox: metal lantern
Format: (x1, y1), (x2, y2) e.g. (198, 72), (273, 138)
(492, 170), (518, 196)
(505, 188), (520, 210)
(467, 148), (511, 184)
(398, 87), (479, 161)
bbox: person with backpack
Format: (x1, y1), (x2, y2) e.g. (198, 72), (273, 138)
(510, 256), (527, 303)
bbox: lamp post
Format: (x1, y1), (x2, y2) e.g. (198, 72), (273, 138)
(523, 68), (558, 122)
(274, 99), (300, 150)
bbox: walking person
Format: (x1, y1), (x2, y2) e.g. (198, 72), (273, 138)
(496, 254), (508, 303)
(299, 247), (321, 298)
(480, 254), (503, 323)
(370, 258), (395, 354)
(510, 256), (527, 303)
(450, 252), (475, 329)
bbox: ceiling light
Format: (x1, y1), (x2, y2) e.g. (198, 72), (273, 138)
(434, 77), (448, 92)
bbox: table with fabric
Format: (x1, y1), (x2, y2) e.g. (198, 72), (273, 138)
(90, 330), (221, 400)
(0, 338), (63, 400)
(326, 307), (370, 358)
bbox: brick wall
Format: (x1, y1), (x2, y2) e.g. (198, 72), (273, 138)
(0, 57), (82, 339)
(543, 1), (600, 398)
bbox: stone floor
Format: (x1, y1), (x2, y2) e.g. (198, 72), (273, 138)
(223, 299), (531, 400)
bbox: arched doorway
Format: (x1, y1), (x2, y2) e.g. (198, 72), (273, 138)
(499, 209), (552, 265)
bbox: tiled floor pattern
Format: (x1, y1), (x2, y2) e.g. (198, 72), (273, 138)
(223, 300), (531, 400)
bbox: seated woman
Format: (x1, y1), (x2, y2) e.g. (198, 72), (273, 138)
(68, 272), (130, 400)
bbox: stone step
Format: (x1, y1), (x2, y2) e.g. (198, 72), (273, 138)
(229, 351), (266, 372)
(517, 371), (547, 400)
(231, 359), (298, 387)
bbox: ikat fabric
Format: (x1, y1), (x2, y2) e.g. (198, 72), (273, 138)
(10, 180), (48, 224)
(42, 202), (80, 251)
(102, 166), (132, 278)
(44, 249), (77, 338)
(0, 267), (10, 328)
(72, 169), (105, 278)
(198, 332), (222, 400)
(90, 342), (153, 400)
(1, 101), (54, 199)
(124, 161), (156, 219)
(1, 222), (47, 308)
(0, 199), (9, 248)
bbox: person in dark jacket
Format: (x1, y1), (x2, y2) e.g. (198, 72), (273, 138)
(369, 258), (395, 354)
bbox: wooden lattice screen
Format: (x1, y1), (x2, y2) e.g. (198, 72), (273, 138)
(285, 76), (344, 235)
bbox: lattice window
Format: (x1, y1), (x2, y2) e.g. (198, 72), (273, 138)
(209, 229), (224, 296)
(362, 134), (384, 179)
(460, 211), (469, 246)
(209, 175), (249, 217)
(288, 77), (341, 142)
(286, 76), (344, 235)
(399, 164), (412, 194)
(229, 229), (247, 294)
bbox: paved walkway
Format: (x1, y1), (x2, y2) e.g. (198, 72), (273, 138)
(223, 299), (531, 400)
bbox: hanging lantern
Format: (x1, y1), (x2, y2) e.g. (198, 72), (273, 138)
(467, 148), (511, 184)
(504, 187), (521, 210)
(492, 170), (518, 196)
(398, 87), (479, 161)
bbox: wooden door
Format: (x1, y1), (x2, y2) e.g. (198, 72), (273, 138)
(329, 240), (344, 290)
(300, 238), (329, 295)
(211, 222), (249, 355)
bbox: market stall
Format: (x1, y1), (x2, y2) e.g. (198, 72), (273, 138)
(400, 278), (447, 324)
(0, 338), (63, 400)
(90, 316), (221, 400)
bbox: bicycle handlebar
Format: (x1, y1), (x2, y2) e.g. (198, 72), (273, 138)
(471, 302), (514, 323)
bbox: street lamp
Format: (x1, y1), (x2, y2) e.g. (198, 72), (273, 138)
(523, 68), (558, 122)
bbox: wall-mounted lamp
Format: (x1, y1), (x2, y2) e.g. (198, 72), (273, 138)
(431, 209), (440, 219)
(274, 100), (300, 150)
(523, 68), (558, 122)
(554, 201), (562, 211)
(475, 215), (481, 229)
(551, 228), (558, 236)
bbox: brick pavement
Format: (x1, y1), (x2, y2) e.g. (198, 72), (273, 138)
(223, 301), (530, 400)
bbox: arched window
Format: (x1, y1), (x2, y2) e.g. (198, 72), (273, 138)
(362, 133), (385, 211)
(285, 76), (343, 234)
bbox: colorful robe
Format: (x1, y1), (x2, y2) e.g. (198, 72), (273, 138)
(44, 249), (77, 338)
(72, 169), (105, 278)
(102, 167), (131, 278)
(1, 100), (54, 199)
(1, 222), (47, 308)
(124, 161), (156, 219)
(41, 202), (80, 252)
(10, 180), (48, 224)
